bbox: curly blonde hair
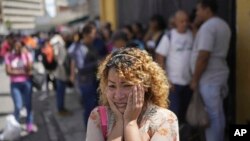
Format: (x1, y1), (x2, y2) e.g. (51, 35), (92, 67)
(97, 48), (170, 108)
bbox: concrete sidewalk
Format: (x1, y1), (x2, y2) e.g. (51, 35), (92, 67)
(0, 64), (13, 131)
(16, 90), (86, 141)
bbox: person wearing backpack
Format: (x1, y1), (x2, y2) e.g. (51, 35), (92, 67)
(50, 34), (71, 116)
(155, 10), (193, 126)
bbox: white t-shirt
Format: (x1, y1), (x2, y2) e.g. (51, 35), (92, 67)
(156, 29), (193, 85)
(190, 17), (231, 86)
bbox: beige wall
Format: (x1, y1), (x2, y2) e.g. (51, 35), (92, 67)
(236, 0), (250, 123)
(99, 0), (117, 30)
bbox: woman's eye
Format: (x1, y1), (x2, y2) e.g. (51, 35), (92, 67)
(124, 84), (133, 88)
(108, 85), (115, 88)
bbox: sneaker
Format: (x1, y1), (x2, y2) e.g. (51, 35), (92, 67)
(26, 123), (38, 133)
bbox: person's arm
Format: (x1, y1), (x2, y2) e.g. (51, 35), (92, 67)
(155, 54), (166, 70)
(69, 59), (76, 83)
(107, 120), (123, 141)
(124, 121), (146, 141)
(123, 85), (146, 141)
(106, 90), (124, 141)
(124, 120), (143, 141)
(150, 111), (179, 141)
(5, 53), (32, 76)
(5, 64), (27, 76)
(25, 52), (33, 75)
(191, 26), (214, 91)
(155, 35), (170, 70)
(190, 51), (210, 91)
(86, 108), (106, 141)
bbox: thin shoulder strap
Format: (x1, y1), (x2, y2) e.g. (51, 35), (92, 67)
(98, 106), (108, 140)
(166, 30), (172, 40)
(166, 30), (172, 57)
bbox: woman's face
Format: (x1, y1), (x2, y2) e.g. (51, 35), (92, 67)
(106, 68), (134, 114)
(14, 41), (22, 53)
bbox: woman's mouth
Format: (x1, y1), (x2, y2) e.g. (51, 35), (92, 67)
(115, 103), (127, 108)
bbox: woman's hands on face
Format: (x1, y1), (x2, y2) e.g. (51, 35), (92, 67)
(123, 84), (145, 124)
(106, 91), (123, 122)
(106, 84), (145, 123)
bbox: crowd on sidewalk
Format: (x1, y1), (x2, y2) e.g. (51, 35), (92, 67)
(0, 0), (231, 140)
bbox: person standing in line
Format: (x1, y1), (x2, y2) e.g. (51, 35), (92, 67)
(155, 10), (193, 125)
(50, 34), (71, 116)
(190, 1), (231, 141)
(69, 24), (100, 127)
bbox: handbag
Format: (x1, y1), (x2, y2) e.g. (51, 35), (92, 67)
(23, 53), (45, 90)
(186, 90), (210, 128)
(31, 69), (45, 90)
(98, 106), (108, 141)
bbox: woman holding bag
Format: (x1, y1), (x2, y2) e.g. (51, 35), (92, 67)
(86, 48), (179, 141)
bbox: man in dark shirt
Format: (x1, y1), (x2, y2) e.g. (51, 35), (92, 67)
(68, 24), (99, 127)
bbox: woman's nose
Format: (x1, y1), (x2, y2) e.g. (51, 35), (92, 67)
(114, 89), (126, 100)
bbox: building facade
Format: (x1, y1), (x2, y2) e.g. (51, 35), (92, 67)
(0, 0), (44, 30)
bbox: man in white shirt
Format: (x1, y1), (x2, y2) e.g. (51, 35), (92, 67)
(190, 1), (231, 141)
(156, 10), (193, 124)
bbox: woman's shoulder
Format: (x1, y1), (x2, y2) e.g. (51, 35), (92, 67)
(88, 107), (103, 128)
(145, 104), (178, 122)
(89, 106), (110, 123)
(140, 104), (178, 135)
(4, 52), (14, 60)
(89, 106), (102, 120)
(158, 106), (177, 119)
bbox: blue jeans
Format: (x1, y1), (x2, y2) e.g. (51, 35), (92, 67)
(200, 84), (225, 141)
(79, 80), (98, 126)
(56, 79), (66, 111)
(11, 80), (33, 124)
(169, 84), (192, 123)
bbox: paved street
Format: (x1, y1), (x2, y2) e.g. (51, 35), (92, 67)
(0, 64), (86, 141)
(0, 64), (13, 131)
